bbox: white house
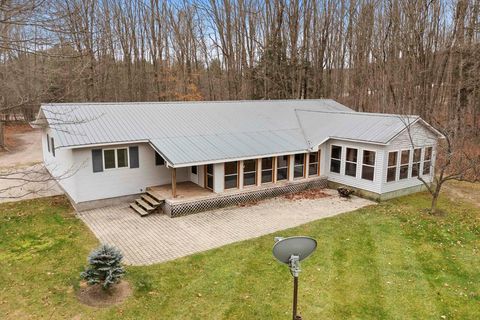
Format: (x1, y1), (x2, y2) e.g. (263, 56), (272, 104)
(31, 99), (443, 216)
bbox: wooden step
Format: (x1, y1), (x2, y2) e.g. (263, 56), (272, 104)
(141, 194), (161, 207)
(136, 199), (155, 212)
(146, 190), (165, 203)
(130, 203), (150, 217)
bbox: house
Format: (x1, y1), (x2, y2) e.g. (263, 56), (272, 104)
(31, 99), (443, 216)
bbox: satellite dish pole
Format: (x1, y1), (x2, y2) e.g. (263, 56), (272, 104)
(273, 236), (317, 320)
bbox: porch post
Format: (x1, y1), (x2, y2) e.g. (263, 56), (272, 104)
(172, 168), (177, 198)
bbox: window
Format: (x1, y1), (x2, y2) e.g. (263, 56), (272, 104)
(412, 148), (421, 177)
(155, 152), (165, 166)
(261, 157), (273, 183)
(345, 148), (358, 177)
(400, 150), (410, 179)
(277, 155), (289, 181)
(423, 146), (432, 175)
(50, 137), (55, 157)
(224, 161), (238, 189)
(104, 149), (116, 169)
(205, 164), (214, 190)
(361, 150), (375, 181)
(330, 145), (341, 173)
(293, 153), (305, 179)
(46, 134), (50, 152)
(387, 151), (398, 182)
(191, 166), (197, 175)
(243, 159), (257, 186)
(308, 151), (320, 176)
(104, 148), (128, 169)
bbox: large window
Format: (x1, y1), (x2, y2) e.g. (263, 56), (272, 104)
(224, 161), (238, 189)
(412, 148), (421, 177)
(345, 148), (358, 177)
(261, 157), (273, 183)
(104, 148), (128, 169)
(294, 153), (305, 179)
(155, 152), (165, 166)
(423, 147), (432, 175)
(361, 150), (375, 181)
(277, 155), (289, 181)
(243, 159), (257, 186)
(399, 150), (410, 179)
(387, 151), (398, 182)
(330, 145), (342, 173)
(205, 164), (214, 190)
(308, 151), (320, 176)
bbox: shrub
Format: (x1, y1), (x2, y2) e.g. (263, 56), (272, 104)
(81, 244), (125, 290)
(337, 186), (355, 198)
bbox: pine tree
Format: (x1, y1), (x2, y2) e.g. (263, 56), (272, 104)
(81, 244), (125, 290)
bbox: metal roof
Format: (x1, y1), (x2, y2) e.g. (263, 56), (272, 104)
(36, 99), (433, 167)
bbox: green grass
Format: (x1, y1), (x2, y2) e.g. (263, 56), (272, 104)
(0, 191), (479, 319)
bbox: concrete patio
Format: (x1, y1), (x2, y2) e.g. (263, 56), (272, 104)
(77, 189), (374, 265)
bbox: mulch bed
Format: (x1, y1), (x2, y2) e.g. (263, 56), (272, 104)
(76, 280), (132, 308)
(283, 188), (330, 201)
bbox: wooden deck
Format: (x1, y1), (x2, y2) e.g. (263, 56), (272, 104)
(147, 181), (213, 202)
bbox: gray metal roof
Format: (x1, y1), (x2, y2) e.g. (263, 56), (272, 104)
(37, 99), (431, 167)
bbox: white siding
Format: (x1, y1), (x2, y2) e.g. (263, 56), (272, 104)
(213, 163), (225, 193)
(381, 122), (438, 193)
(42, 128), (77, 200)
(323, 139), (385, 194)
(71, 143), (188, 203)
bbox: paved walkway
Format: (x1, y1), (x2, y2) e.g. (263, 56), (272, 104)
(78, 189), (374, 265)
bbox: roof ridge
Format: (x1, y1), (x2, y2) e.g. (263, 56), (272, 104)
(41, 98), (337, 107)
(295, 108), (419, 118)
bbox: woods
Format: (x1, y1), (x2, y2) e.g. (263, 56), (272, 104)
(0, 0), (479, 137)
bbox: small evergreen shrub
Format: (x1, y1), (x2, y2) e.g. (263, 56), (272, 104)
(81, 244), (125, 290)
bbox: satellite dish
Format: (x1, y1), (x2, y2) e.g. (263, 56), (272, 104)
(272, 236), (317, 264)
(272, 236), (317, 320)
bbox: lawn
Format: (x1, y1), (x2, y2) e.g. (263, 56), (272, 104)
(0, 190), (479, 319)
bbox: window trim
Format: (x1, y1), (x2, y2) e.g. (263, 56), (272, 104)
(386, 151), (398, 183)
(103, 147), (129, 170)
(224, 161), (239, 189)
(276, 155), (289, 181)
(293, 153), (306, 179)
(345, 147), (358, 178)
(308, 151), (321, 177)
(361, 150), (376, 181)
(330, 145), (342, 174)
(261, 157), (274, 184)
(243, 159), (257, 187)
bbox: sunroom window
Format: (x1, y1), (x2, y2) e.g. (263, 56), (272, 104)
(330, 145), (341, 173)
(276, 155), (289, 181)
(308, 151), (320, 176)
(399, 150), (410, 179)
(224, 161), (238, 189)
(412, 148), (421, 177)
(361, 150), (375, 181)
(261, 157), (273, 183)
(243, 159), (257, 186)
(387, 151), (398, 182)
(345, 148), (358, 177)
(423, 147), (432, 175)
(293, 153), (305, 179)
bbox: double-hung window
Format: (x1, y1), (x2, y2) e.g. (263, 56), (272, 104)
(224, 161), (238, 189)
(399, 150), (410, 179)
(361, 150), (375, 181)
(293, 153), (305, 179)
(261, 157), (273, 183)
(330, 145), (342, 173)
(412, 148), (421, 177)
(387, 151), (398, 182)
(276, 155), (289, 181)
(308, 151), (320, 176)
(104, 148), (128, 169)
(345, 148), (358, 177)
(423, 147), (432, 175)
(243, 159), (257, 186)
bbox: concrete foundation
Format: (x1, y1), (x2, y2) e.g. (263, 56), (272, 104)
(327, 181), (428, 201)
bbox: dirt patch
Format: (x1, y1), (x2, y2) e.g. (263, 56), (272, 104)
(2, 123), (34, 150)
(283, 188), (331, 201)
(76, 280), (132, 308)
